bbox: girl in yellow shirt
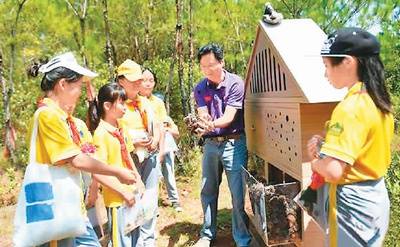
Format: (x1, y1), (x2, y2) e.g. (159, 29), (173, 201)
(307, 28), (393, 247)
(89, 82), (144, 246)
(27, 52), (137, 247)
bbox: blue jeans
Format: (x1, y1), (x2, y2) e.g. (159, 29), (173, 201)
(74, 219), (101, 246)
(135, 152), (160, 247)
(160, 152), (180, 204)
(39, 220), (100, 247)
(106, 206), (140, 247)
(200, 134), (251, 247)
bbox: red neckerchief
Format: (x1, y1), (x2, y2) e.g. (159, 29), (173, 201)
(109, 128), (134, 170)
(66, 116), (96, 154)
(38, 100), (96, 154)
(66, 115), (81, 146)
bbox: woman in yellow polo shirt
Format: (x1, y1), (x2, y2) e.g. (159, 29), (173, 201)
(307, 28), (394, 247)
(28, 52), (137, 247)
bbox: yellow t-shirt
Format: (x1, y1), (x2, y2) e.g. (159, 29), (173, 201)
(119, 96), (155, 132)
(33, 98), (83, 164)
(320, 82), (394, 184)
(93, 120), (134, 207)
(119, 95), (157, 139)
(148, 94), (168, 123)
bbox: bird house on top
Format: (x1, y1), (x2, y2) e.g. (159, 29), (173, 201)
(244, 19), (346, 185)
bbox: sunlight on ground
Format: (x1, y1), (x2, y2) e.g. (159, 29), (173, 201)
(157, 173), (235, 247)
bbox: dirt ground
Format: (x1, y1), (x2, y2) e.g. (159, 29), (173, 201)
(0, 174), (238, 247)
(157, 175), (236, 247)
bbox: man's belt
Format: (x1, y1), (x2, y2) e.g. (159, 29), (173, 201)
(204, 133), (242, 142)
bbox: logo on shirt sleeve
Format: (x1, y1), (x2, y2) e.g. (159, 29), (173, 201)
(327, 122), (344, 136)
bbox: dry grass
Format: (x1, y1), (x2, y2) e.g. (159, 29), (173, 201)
(0, 205), (15, 246)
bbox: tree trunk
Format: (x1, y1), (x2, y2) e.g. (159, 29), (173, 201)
(2, 0), (28, 163)
(80, 17), (87, 66)
(176, 0), (187, 116)
(102, 0), (115, 79)
(0, 50), (13, 161)
(166, 54), (176, 115)
(65, 0), (88, 65)
(134, 36), (141, 61)
(187, 0), (195, 114)
(144, 0), (154, 61)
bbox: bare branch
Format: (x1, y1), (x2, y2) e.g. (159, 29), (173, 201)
(223, 0), (246, 69)
(340, 1), (369, 26)
(322, 3), (348, 32)
(82, 0), (88, 19)
(280, 0), (293, 17)
(65, 0), (80, 17)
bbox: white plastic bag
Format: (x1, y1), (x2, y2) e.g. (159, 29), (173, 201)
(163, 132), (178, 154)
(122, 188), (158, 235)
(13, 109), (86, 247)
(129, 129), (150, 162)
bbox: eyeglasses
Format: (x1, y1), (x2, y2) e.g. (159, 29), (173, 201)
(199, 62), (221, 70)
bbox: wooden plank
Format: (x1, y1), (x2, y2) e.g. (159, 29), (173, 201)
(245, 26), (262, 98)
(245, 97), (307, 104)
(302, 214), (325, 247)
(299, 103), (337, 162)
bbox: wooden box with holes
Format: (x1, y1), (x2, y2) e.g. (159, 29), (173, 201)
(243, 19), (346, 246)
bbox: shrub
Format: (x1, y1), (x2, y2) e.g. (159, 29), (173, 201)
(0, 166), (22, 207)
(384, 149), (400, 246)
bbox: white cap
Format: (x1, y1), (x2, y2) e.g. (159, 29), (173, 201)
(39, 52), (98, 78)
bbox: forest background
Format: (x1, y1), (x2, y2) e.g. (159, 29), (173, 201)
(0, 0), (399, 245)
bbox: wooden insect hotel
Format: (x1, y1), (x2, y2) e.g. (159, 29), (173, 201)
(243, 19), (346, 246)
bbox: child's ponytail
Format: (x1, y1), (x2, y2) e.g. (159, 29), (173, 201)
(87, 98), (101, 133)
